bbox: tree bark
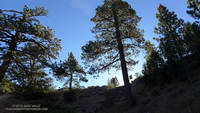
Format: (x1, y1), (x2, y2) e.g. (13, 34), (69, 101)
(112, 7), (134, 105)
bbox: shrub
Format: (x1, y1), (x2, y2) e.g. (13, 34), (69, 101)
(0, 80), (14, 94)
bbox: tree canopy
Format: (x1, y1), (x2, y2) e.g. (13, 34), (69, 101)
(155, 4), (186, 63)
(187, 0), (200, 19)
(0, 6), (61, 84)
(82, 0), (144, 75)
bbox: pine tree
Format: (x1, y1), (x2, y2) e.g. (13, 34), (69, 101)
(7, 44), (53, 90)
(142, 41), (164, 84)
(155, 4), (186, 64)
(54, 52), (87, 90)
(183, 22), (200, 55)
(82, 0), (144, 104)
(187, 0), (200, 19)
(155, 5), (190, 80)
(0, 6), (61, 82)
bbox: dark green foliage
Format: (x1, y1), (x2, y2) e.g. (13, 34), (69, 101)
(54, 52), (87, 90)
(142, 4), (200, 85)
(183, 22), (200, 55)
(82, 0), (143, 75)
(187, 0), (200, 19)
(142, 42), (165, 85)
(142, 3), (200, 86)
(7, 45), (53, 90)
(155, 4), (186, 64)
(0, 6), (61, 84)
(142, 3), (200, 84)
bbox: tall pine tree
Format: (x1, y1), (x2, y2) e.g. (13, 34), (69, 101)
(155, 5), (190, 80)
(82, 0), (144, 104)
(155, 4), (186, 63)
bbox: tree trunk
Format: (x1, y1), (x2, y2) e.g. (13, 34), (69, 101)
(112, 7), (134, 105)
(69, 74), (73, 90)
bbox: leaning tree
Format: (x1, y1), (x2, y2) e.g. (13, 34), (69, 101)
(81, 0), (144, 104)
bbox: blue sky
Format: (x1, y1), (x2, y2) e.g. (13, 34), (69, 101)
(1, 0), (194, 88)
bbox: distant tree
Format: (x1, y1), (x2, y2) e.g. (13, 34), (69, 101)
(54, 52), (87, 90)
(107, 76), (120, 88)
(0, 6), (61, 82)
(155, 4), (186, 64)
(142, 41), (164, 84)
(144, 41), (164, 73)
(187, 0), (200, 19)
(82, 0), (144, 104)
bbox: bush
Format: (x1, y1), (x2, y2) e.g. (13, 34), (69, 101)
(63, 90), (77, 103)
(0, 80), (14, 94)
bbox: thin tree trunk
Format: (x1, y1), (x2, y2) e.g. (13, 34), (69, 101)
(112, 7), (134, 105)
(69, 74), (73, 90)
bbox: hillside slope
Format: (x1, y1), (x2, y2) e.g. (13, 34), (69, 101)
(0, 67), (200, 113)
